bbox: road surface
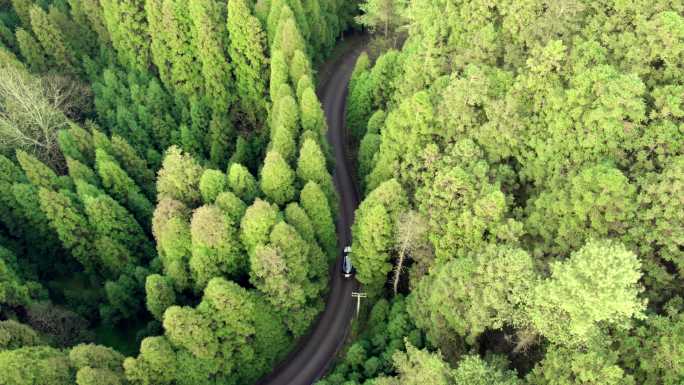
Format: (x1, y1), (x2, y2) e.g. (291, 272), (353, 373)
(255, 39), (366, 385)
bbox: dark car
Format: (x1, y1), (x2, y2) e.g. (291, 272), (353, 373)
(342, 246), (353, 278)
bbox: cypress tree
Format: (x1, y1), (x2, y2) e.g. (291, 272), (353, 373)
(15, 28), (49, 73)
(297, 138), (335, 206)
(66, 157), (99, 186)
(239, 198), (279, 255)
(260, 151), (295, 206)
(215, 191), (247, 224)
(299, 87), (327, 140)
(145, 274), (176, 321)
(144, 0), (173, 88)
(82, 193), (151, 277)
(269, 50), (289, 100)
(100, 0), (151, 71)
(29, 5), (78, 74)
(227, 163), (258, 203)
(199, 169), (228, 204)
(190, 205), (245, 290)
(300, 181), (336, 258)
(15, 150), (62, 191)
(58, 124), (95, 166)
(109, 135), (156, 200)
(39, 188), (96, 272)
(285, 202), (316, 243)
(152, 198), (193, 291)
(227, 0), (270, 128)
(95, 149), (154, 228)
(289, 49), (312, 85)
(272, 6), (306, 62)
(157, 146), (204, 208)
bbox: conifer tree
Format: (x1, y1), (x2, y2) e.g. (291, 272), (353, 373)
(227, 163), (258, 203)
(289, 49), (312, 85)
(269, 50), (289, 100)
(272, 6), (306, 62)
(227, 0), (269, 128)
(101, 0), (151, 71)
(299, 87), (327, 140)
(285, 202), (316, 243)
(145, 274), (176, 321)
(29, 5), (77, 74)
(190, 205), (245, 290)
(297, 138), (335, 205)
(189, 0), (232, 114)
(66, 157), (99, 186)
(57, 125), (94, 166)
(39, 188), (96, 272)
(95, 149), (153, 228)
(15, 150), (62, 191)
(260, 151), (295, 205)
(239, 198), (280, 255)
(199, 169), (228, 204)
(300, 181), (336, 258)
(15, 29), (49, 73)
(215, 191), (247, 224)
(109, 136), (156, 200)
(152, 198), (193, 291)
(157, 146), (204, 208)
(82, 193), (151, 277)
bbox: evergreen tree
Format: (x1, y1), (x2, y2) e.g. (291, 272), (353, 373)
(15, 150), (62, 191)
(15, 28), (49, 73)
(239, 198), (279, 256)
(297, 138), (335, 206)
(39, 188), (96, 273)
(199, 169), (227, 204)
(145, 274), (176, 321)
(529, 240), (646, 346)
(190, 205), (245, 290)
(260, 151), (295, 206)
(300, 181), (336, 258)
(95, 149), (153, 228)
(101, 0), (151, 71)
(227, 163), (258, 203)
(215, 191), (247, 224)
(227, 0), (269, 128)
(157, 146), (204, 208)
(29, 5), (78, 74)
(284, 202), (315, 243)
(152, 198), (192, 291)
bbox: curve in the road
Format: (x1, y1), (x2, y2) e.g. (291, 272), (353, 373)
(255, 39), (366, 385)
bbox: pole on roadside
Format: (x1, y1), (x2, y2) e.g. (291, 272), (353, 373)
(351, 292), (367, 318)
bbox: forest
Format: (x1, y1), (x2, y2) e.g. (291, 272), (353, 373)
(0, 0), (682, 384)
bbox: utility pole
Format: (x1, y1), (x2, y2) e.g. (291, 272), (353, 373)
(351, 292), (367, 318)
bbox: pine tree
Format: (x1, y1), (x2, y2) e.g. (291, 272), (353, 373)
(260, 151), (295, 205)
(227, 0), (269, 128)
(227, 163), (258, 203)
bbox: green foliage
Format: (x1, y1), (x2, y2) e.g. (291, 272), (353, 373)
(300, 181), (336, 259)
(409, 245), (536, 346)
(101, 0), (150, 70)
(347, 53), (373, 141)
(527, 345), (634, 385)
(28, 5), (78, 74)
(199, 169), (227, 204)
(215, 191), (247, 224)
(297, 138), (335, 205)
(0, 346), (72, 385)
(152, 198), (192, 291)
(529, 240), (646, 346)
(260, 151), (295, 206)
(284, 202), (315, 243)
(190, 204), (245, 290)
(145, 274), (176, 321)
(0, 320), (41, 350)
(227, 162), (258, 203)
(227, 0), (269, 128)
(239, 198), (279, 256)
(157, 146), (204, 208)
(15, 28), (49, 72)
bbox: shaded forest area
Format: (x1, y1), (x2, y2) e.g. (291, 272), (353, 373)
(320, 0), (684, 384)
(0, 0), (358, 384)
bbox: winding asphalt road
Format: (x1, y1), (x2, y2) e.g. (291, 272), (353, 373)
(255, 40), (366, 385)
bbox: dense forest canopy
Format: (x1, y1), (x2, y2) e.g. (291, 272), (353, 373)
(321, 0), (684, 384)
(0, 0), (683, 384)
(0, 0), (356, 383)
